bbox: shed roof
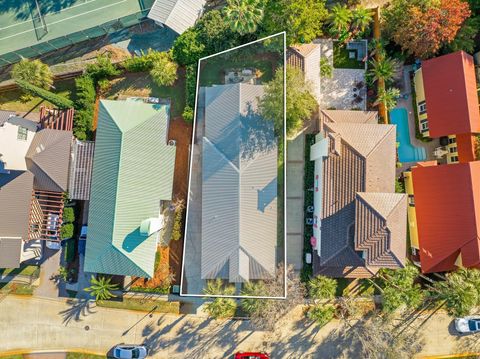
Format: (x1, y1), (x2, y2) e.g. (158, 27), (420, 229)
(85, 100), (176, 278)
(201, 84), (278, 283)
(147, 0), (205, 34)
(412, 161), (480, 273)
(422, 51), (480, 137)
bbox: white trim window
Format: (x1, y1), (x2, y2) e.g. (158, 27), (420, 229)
(420, 119), (429, 131)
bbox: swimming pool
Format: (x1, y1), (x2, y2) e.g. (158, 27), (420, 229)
(389, 108), (426, 163)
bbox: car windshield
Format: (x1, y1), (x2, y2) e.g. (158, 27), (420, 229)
(132, 348), (140, 358)
(468, 320), (479, 331)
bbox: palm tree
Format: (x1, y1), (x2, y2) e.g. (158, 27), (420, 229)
(84, 275), (118, 301)
(369, 56), (397, 84)
(375, 87), (400, 112)
(308, 275), (337, 301)
(224, 0), (264, 36)
(203, 279), (237, 319)
(240, 281), (266, 314)
(351, 7), (373, 35)
(329, 4), (353, 36)
(11, 58), (53, 90)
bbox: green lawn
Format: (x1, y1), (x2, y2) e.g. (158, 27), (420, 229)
(0, 355), (24, 359)
(98, 297), (180, 314)
(0, 282), (35, 295)
(0, 265), (39, 277)
(66, 353), (106, 359)
(106, 71), (185, 118)
(333, 42), (365, 70)
(0, 79), (76, 113)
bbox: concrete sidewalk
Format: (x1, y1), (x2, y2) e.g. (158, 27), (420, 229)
(0, 295), (476, 358)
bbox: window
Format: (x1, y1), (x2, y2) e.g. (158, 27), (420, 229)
(451, 155), (459, 163)
(420, 119), (429, 131)
(449, 147), (457, 153)
(17, 126), (28, 141)
(418, 101), (427, 114)
(408, 195), (415, 206)
(448, 137), (456, 144)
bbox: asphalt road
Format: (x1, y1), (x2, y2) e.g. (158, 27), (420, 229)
(0, 295), (477, 358)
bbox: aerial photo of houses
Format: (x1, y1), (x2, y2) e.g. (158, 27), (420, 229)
(0, 0), (480, 358)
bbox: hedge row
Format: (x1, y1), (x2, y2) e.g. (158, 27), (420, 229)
(15, 79), (73, 109)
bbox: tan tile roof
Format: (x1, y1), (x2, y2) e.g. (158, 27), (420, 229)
(322, 110), (378, 124)
(290, 43), (319, 58)
(314, 111), (405, 277)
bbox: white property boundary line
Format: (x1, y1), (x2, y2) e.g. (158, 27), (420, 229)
(180, 32), (288, 300)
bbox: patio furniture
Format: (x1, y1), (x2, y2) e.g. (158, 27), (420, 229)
(307, 205), (314, 213)
(306, 217), (314, 225)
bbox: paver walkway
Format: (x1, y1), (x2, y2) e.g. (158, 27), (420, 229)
(0, 295), (478, 358)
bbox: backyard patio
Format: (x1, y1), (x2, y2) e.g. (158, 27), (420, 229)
(318, 39), (368, 110)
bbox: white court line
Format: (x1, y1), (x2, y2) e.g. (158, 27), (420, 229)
(180, 32), (288, 300)
(0, 0), (102, 30)
(0, 0), (127, 40)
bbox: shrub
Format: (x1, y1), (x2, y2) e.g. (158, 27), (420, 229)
(73, 75), (96, 140)
(307, 304), (335, 327)
(85, 54), (120, 83)
(11, 59), (53, 89)
(60, 223), (74, 240)
(97, 78), (111, 93)
(185, 65), (198, 108)
(150, 52), (178, 86)
(172, 28), (206, 66)
(123, 49), (165, 72)
(63, 207), (75, 223)
(171, 207), (184, 241)
(182, 105), (194, 123)
(15, 80), (73, 109)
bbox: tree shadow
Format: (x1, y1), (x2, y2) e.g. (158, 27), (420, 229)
(59, 298), (96, 326)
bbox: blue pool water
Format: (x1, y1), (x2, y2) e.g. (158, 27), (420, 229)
(389, 108), (426, 163)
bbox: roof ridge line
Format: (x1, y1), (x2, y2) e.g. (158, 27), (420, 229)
(364, 124), (395, 158)
(203, 136), (240, 173)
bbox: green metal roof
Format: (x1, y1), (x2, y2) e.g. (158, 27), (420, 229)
(84, 100), (176, 278)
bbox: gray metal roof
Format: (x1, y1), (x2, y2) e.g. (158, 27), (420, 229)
(25, 129), (72, 192)
(201, 84), (278, 283)
(69, 140), (95, 200)
(147, 0), (206, 34)
(0, 170), (34, 268)
(7, 117), (39, 132)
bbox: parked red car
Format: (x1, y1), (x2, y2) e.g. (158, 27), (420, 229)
(234, 352), (270, 359)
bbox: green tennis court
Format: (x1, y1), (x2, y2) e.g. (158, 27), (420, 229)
(0, 0), (154, 64)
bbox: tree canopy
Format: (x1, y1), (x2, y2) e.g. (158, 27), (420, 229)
(259, 66), (317, 139)
(224, 0), (264, 35)
(382, 0), (471, 58)
(149, 52), (178, 87)
(262, 0), (329, 45)
(11, 59), (53, 90)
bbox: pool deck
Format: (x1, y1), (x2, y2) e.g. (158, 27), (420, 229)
(394, 65), (439, 175)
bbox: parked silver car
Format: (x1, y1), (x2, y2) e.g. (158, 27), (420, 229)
(455, 317), (480, 334)
(112, 345), (148, 359)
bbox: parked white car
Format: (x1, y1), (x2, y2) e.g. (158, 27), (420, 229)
(455, 317), (480, 334)
(112, 345), (148, 359)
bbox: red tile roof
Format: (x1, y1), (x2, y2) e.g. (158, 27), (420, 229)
(412, 161), (480, 273)
(422, 51), (480, 137)
(456, 133), (477, 163)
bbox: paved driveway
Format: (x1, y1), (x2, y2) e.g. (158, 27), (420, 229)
(0, 296), (478, 358)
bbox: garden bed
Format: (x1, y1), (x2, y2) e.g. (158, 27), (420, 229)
(130, 246), (172, 294)
(98, 297), (180, 314)
(333, 42), (365, 69)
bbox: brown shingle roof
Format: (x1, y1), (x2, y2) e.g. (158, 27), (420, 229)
(314, 113), (405, 278)
(25, 129), (72, 192)
(0, 170), (34, 268)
